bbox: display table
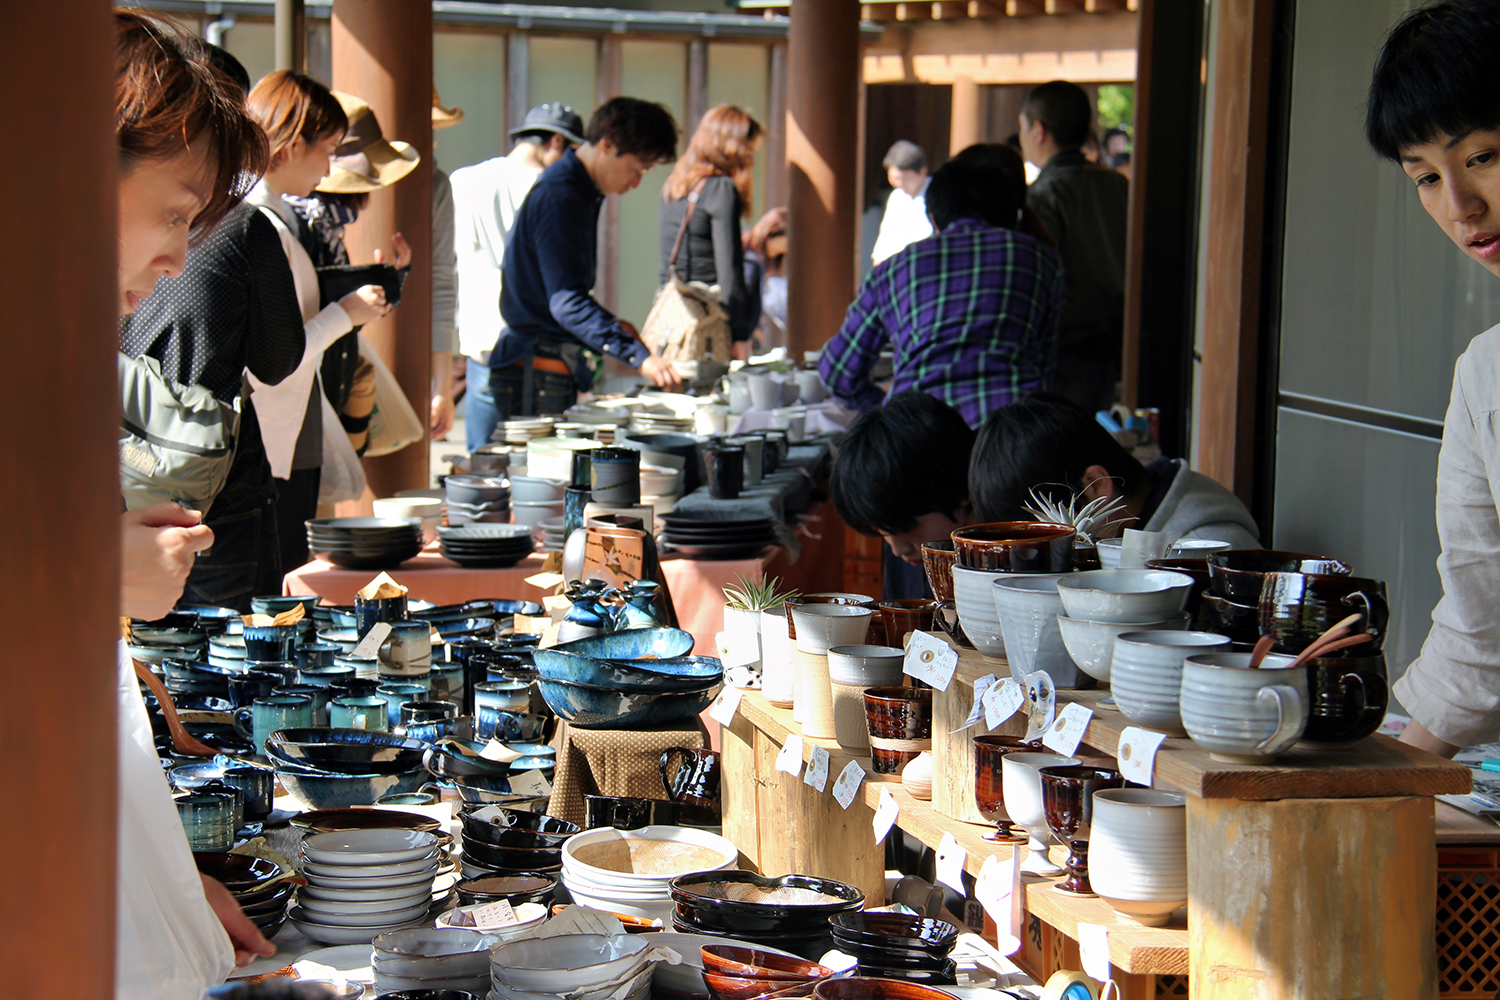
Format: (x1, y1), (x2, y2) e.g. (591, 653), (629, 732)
(720, 638), (1472, 999)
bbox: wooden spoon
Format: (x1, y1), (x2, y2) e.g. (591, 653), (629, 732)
(132, 659), (218, 757)
(1289, 631), (1373, 669)
(1292, 613), (1364, 664)
(1247, 633), (1276, 669)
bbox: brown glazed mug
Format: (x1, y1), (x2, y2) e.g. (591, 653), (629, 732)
(864, 686), (933, 774)
(1259, 572), (1388, 654)
(974, 735), (1042, 842)
(950, 521), (1077, 573)
(1300, 652), (1388, 745)
(1206, 549), (1351, 604)
(920, 541), (958, 601)
(1039, 764), (1127, 895)
(880, 599), (939, 646)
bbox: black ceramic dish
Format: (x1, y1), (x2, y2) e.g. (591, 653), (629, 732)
(854, 962), (958, 986)
(193, 851), (285, 889)
(456, 804), (579, 835)
(827, 912), (958, 956)
(289, 807), (443, 833)
(670, 872), (865, 936)
(264, 728), (427, 771)
(455, 872), (559, 908)
(459, 833), (562, 871)
(458, 813), (576, 849)
(671, 916), (836, 963)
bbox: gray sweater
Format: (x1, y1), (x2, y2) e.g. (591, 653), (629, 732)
(1142, 459), (1260, 549)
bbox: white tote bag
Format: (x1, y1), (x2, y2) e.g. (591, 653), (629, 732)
(359, 334), (426, 458)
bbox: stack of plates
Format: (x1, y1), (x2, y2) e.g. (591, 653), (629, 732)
(289, 829), (441, 944)
(630, 413), (695, 435)
(439, 524), (535, 568)
(306, 517), (424, 570)
(373, 926), (500, 995)
(538, 515), (568, 552)
(659, 515), (777, 560)
(561, 826), (738, 923)
(194, 852), (295, 939)
(445, 475), (512, 526)
(490, 933), (654, 1000)
(494, 418), (557, 445)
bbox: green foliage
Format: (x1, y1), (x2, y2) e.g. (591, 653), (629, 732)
(1097, 85), (1134, 133)
(723, 573), (801, 612)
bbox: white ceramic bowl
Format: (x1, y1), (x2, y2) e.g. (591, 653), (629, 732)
(513, 499), (567, 527)
(1089, 788), (1188, 926)
(951, 565), (1013, 658)
(434, 901), (547, 935)
(373, 926), (499, 966)
(826, 645), (905, 686)
(492, 962), (654, 1000)
(1111, 631), (1233, 735)
(1169, 537), (1232, 557)
(1000, 752), (1079, 874)
(790, 604), (872, 655)
(373, 497), (444, 520)
(509, 475), (568, 503)
(562, 875), (675, 923)
(289, 907), (428, 945)
(1180, 652), (1308, 763)
(1096, 538), (1123, 568)
(1055, 613), (1190, 683)
(301, 829), (440, 866)
(490, 932), (650, 993)
(1056, 570), (1195, 624)
(373, 971), (489, 994)
(561, 825), (737, 889)
(991, 575), (1081, 686)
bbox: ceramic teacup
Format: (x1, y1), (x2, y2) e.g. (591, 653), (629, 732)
(1039, 764), (1127, 895)
(376, 682), (429, 730)
(1258, 571), (1389, 653)
(1110, 631), (1233, 735)
(241, 623), (297, 661)
(175, 791), (236, 851)
(401, 700), (459, 725)
(232, 693), (313, 754)
(1089, 788), (1188, 926)
(355, 592), (409, 634)
(1180, 652), (1309, 763)
(296, 642), (340, 670)
(992, 575), (1084, 687)
(329, 695), (390, 731)
(1301, 652), (1388, 745)
(973, 735), (1042, 842)
(1206, 549), (1350, 604)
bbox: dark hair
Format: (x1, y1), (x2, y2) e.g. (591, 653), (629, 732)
(114, 10), (269, 236)
(514, 130), (567, 147)
(926, 160), (1023, 231)
(247, 70), (349, 166)
(1022, 80), (1093, 150)
(586, 97), (678, 164)
(883, 140), (927, 172)
(948, 143), (1055, 248)
(969, 393), (1146, 522)
(831, 391), (975, 536)
(205, 43), (251, 97)
(1366, 0), (1500, 161)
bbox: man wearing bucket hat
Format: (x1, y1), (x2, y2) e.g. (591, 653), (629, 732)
(453, 102), (584, 448)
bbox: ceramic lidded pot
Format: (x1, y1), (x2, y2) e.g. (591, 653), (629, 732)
(863, 687), (933, 774)
(1088, 788), (1188, 926)
(950, 521), (1076, 573)
(1110, 631), (1233, 735)
(991, 575), (1085, 687)
(1179, 651), (1309, 763)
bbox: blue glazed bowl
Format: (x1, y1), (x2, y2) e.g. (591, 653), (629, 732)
(432, 617), (498, 640)
(328, 608), (359, 629)
(536, 677), (718, 729)
(263, 727), (427, 773)
(534, 650), (723, 692)
(315, 628), (361, 653)
(475, 708), (551, 743)
(250, 595), (322, 616)
(273, 767), (426, 810)
(421, 741), (515, 780)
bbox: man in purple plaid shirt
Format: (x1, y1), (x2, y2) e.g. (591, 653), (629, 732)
(818, 155), (1065, 429)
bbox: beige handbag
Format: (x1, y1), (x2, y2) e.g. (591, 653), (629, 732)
(641, 179), (733, 364)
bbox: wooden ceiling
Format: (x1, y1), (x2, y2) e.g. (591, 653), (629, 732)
(861, 0), (1136, 20)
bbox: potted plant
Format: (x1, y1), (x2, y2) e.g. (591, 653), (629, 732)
(720, 575), (800, 690)
(1023, 485), (1131, 570)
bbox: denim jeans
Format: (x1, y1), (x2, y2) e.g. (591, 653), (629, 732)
(489, 363), (578, 418)
(465, 356), (500, 451)
(181, 496), (281, 613)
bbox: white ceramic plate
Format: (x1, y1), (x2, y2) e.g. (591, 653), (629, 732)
(290, 900), (430, 928)
(289, 908), (428, 945)
(300, 880), (437, 903)
(301, 865), (438, 890)
(301, 828), (440, 866)
(302, 853), (439, 879)
(297, 889), (432, 916)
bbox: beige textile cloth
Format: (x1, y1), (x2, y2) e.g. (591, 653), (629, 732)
(546, 720), (709, 827)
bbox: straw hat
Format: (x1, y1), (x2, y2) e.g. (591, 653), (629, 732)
(317, 91), (420, 195)
(433, 86), (465, 130)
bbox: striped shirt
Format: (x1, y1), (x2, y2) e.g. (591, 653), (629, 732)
(818, 218), (1065, 428)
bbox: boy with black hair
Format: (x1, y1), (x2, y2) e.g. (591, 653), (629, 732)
(496, 96), (682, 415)
(1366, 0), (1500, 756)
(831, 391), (980, 598)
(968, 394), (1259, 547)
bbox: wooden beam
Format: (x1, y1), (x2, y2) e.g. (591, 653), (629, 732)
(1007, 0), (1047, 14)
(950, 74), (984, 153)
(966, 0), (1005, 15)
(932, 1), (968, 18)
(766, 41), (790, 209)
(275, 0), (306, 72)
(506, 32), (529, 140)
(895, 2), (932, 20)
(596, 36), (622, 313)
(686, 38), (708, 138)
(1087, 0), (1131, 10)
(1046, 0), (1087, 13)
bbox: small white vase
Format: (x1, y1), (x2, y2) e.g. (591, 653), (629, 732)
(760, 607), (795, 707)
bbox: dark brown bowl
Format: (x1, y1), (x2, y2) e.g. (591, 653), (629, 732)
(702, 973), (818, 1000)
(950, 521), (1076, 573)
(701, 945), (837, 982)
(192, 851), (285, 890)
(1206, 549), (1350, 603)
(813, 978), (957, 1000)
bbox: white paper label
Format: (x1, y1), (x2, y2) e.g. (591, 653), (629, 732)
(936, 831), (968, 894)
(479, 739), (526, 763)
(1042, 702), (1094, 757)
(708, 685), (743, 726)
(1023, 671), (1057, 741)
(467, 899), (518, 927)
(1117, 726), (1168, 786)
(952, 674), (998, 733)
(976, 853), (1022, 955)
(984, 678), (1026, 731)
(831, 760), (866, 810)
(1118, 528), (1179, 569)
(775, 734), (805, 776)
(1078, 922), (1111, 983)
(350, 621), (392, 660)
(804, 744), (831, 792)
(872, 787), (900, 845)
(903, 630), (960, 691)
(509, 769), (552, 797)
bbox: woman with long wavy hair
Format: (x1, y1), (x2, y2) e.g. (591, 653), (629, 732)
(658, 104), (763, 361)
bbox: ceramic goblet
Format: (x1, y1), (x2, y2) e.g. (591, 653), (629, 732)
(1039, 764), (1126, 895)
(973, 735), (1040, 843)
(1001, 751), (1079, 874)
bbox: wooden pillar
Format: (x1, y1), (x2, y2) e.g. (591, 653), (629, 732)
(1119, 0), (1205, 458)
(332, 0), (433, 494)
(1188, 795), (1436, 998)
(596, 36), (623, 313)
(949, 75), (983, 154)
(686, 38), (709, 138)
(785, 0), (861, 356)
(1197, 0), (1277, 503)
(0, 2), (119, 997)
(275, 0), (305, 73)
(506, 32), (530, 137)
(765, 41), (789, 210)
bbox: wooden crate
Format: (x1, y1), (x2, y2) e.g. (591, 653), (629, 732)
(1438, 847), (1500, 999)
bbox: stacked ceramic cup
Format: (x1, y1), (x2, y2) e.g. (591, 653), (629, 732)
(1054, 569), (1194, 685)
(788, 603), (872, 740)
(289, 829), (441, 944)
(948, 521), (1076, 663)
(826, 645), (904, 754)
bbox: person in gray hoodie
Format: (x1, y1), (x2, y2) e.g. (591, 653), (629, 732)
(969, 394), (1259, 548)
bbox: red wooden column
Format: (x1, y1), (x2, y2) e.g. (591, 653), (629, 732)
(0, 2), (120, 997)
(785, 0), (861, 357)
(332, 0), (434, 495)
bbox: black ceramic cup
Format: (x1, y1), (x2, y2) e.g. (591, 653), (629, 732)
(400, 700), (459, 725)
(704, 445), (745, 500)
(1301, 652), (1389, 745)
(355, 592), (408, 635)
(1259, 572), (1389, 654)
(584, 794), (677, 830)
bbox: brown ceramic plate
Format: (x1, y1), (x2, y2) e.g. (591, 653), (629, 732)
(289, 807), (442, 833)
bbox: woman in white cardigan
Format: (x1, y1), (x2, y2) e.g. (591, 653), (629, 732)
(245, 70), (389, 572)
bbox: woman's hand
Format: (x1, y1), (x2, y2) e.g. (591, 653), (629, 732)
(731, 340), (751, 362)
(199, 873), (276, 968)
(340, 284), (389, 326)
(373, 232), (412, 270)
(120, 504), (214, 620)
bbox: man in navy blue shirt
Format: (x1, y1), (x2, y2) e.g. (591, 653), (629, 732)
(496, 96), (683, 415)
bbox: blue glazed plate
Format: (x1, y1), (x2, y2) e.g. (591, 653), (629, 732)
(534, 651), (724, 692)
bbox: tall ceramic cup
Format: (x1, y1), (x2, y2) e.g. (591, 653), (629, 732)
(827, 644), (905, 753)
(791, 605), (871, 739)
(1089, 788), (1188, 926)
(761, 606), (795, 708)
(1180, 651), (1308, 763)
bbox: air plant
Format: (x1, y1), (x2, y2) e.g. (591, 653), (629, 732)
(723, 573), (801, 612)
(1022, 484), (1132, 545)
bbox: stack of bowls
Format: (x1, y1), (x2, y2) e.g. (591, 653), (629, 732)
(534, 628), (723, 730)
(1202, 550), (1350, 643)
(128, 617), (207, 670)
(827, 912), (959, 984)
(438, 524), (535, 568)
(290, 829), (441, 944)
(1053, 569), (1197, 685)
(458, 805), (574, 878)
(512, 475), (568, 529)
(456, 869), (560, 909)
(470, 444), (515, 475)
(948, 521), (1076, 659)
(373, 496), (444, 543)
(194, 851), (295, 939)
(445, 475), (513, 526)
(306, 517), (424, 569)
(265, 727), (428, 809)
(538, 515), (569, 553)
(561, 825), (738, 922)
(670, 871), (865, 961)
(435, 900), (549, 937)
(699, 944), (840, 1000)
(490, 933), (655, 1000)
(373, 926), (501, 995)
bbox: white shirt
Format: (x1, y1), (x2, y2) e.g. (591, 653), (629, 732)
(450, 154), (543, 362)
(871, 178), (934, 265)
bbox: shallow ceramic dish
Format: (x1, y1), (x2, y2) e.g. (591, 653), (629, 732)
(297, 865), (438, 890)
(700, 944), (838, 981)
(454, 872), (559, 907)
(290, 807), (442, 834)
(297, 889), (431, 916)
(534, 648), (724, 692)
(537, 677), (717, 729)
(826, 912), (959, 955)
(1056, 570), (1196, 624)
(458, 804), (579, 834)
(459, 812), (576, 850)
(192, 851), (285, 890)
(459, 834), (561, 872)
(288, 906), (428, 942)
(302, 828), (440, 866)
(434, 900), (548, 933)
(265, 728), (428, 772)
(299, 881), (438, 904)
(670, 872), (864, 935)
(443, 475), (511, 504)
(562, 825), (737, 888)
(490, 932), (650, 993)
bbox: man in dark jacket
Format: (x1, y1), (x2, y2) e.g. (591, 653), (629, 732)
(1019, 80), (1130, 413)
(496, 97), (683, 415)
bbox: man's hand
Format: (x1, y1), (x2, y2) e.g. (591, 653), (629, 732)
(731, 340), (751, 362)
(431, 393), (455, 439)
(120, 504), (214, 620)
(199, 873), (277, 968)
(640, 354), (683, 392)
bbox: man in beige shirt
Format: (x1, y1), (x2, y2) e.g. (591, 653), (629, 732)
(1368, 0), (1500, 755)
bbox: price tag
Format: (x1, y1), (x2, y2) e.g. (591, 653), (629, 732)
(831, 760), (866, 810)
(976, 853), (1022, 955)
(350, 621), (392, 660)
(872, 787), (900, 845)
(952, 674), (998, 733)
(903, 631), (959, 692)
(984, 678), (1026, 731)
(1042, 702), (1094, 757)
(479, 739), (525, 763)
(1023, 671), (1057, 742)
(468, 899), (518, 928)
(935, 832), (968, 894)
(775, 734), (805, 776)
(1077, 922), (1111, 983)
(708, 686), (743, 726)
(803, 744), (831, 792)
(1117, 726), (1167, 786)
(509, 769), (553, 797)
